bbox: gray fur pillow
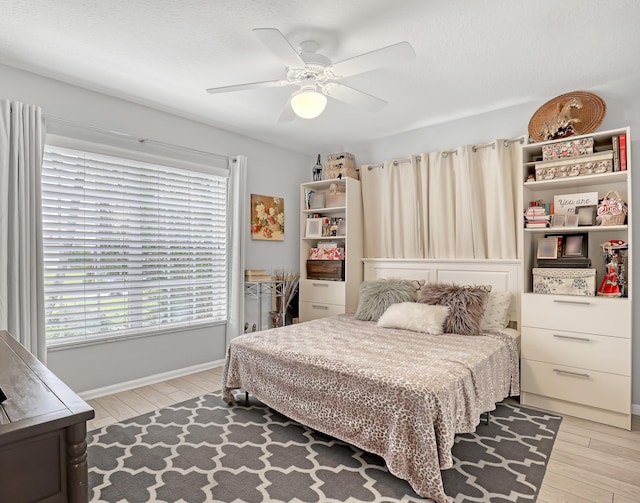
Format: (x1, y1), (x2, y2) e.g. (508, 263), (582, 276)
(418, 283), (490, 335)
(355, 279), (417, 322)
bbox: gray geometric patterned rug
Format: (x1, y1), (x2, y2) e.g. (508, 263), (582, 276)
(88, 394), (561, 503)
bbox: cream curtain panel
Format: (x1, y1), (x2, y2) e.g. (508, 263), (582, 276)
(465, 140), (522, 259)
(0, 100), (46, 362)
(227, 155), (247, 344)
(361, 138), (523, 260)
(360, 157), (422, 258)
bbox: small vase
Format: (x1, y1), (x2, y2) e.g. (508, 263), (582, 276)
(269, 311), (283, 328)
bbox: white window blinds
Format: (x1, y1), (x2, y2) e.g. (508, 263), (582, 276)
(41, 145), (228, 345)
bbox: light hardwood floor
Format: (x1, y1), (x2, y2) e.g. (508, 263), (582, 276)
(87, 367), (640, 502)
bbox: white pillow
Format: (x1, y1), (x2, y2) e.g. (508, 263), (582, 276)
(481, 290), (512, 332)
(377, 302), (450, 335)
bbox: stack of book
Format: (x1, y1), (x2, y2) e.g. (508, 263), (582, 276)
(524, 204), (550, 228)
(611, 132), (628, 172)
(245, 269), (271, 282)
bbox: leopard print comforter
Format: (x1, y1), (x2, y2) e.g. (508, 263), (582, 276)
(223, 314), (520, 503)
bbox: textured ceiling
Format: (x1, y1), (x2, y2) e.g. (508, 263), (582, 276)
(1, 0), (639, 153)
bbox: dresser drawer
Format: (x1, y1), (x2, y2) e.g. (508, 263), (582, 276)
(299, 301), (345, 322)
(521, 359), (630, 414)
(521, 293), (630, 337)
(522, 327), (631, 375)
(300, 280), (346, 305)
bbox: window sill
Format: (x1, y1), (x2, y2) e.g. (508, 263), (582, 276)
(46, 320), (226, 351)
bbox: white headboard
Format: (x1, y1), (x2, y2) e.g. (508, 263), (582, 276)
(362, 258), (522, 326)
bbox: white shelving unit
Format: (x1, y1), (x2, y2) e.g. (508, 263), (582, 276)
(299, 177), (363, 322)
(520, 127), (633, 429)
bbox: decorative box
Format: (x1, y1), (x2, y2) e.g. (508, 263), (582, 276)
(306, 260), (345, 281)
(535, 158), (613, 181)
(532, 268), (596, 296)
(323, 152), (358, 180)
(326, 192), (346, 207)
(308, 247), (344, 260)
(542, 137), (594, 160)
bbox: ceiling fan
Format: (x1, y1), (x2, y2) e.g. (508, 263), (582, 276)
(206, 28), (415, 121)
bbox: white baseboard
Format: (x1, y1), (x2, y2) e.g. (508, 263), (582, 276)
(78, 359), (226, 400)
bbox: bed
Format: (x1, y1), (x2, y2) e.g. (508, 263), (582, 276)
(223, 259), (521, 503)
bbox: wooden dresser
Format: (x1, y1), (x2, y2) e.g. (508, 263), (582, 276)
(0, 330), (94, 502)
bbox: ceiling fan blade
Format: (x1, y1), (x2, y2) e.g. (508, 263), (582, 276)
(206, 79), (291, 94)
(277, 99), (296, 124)
(253, 28), (306, 69)
(331, 41), (415, 78)
(323, 83), (387, 111)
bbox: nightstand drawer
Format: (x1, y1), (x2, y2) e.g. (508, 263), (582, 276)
(521, 359), (630, 414)
(300, 280), (346, 305)
(299, 301), (345, 322)
(521, 293), (630, 337)
(522, 327), (631, 375)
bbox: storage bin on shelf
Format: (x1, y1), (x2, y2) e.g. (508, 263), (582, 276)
(326, 192), (346, 207)
(534, 155), (613, 181)
(306, 260), (345, 281)
(323, 152), (358, 180)
(542, 137), (594, 160)
(532, 268), (596, 296)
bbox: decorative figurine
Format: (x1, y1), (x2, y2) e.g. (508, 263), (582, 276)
(540, 97), (583, 141)
(597, 239), (627, 297)
(312, 154), (323, 181)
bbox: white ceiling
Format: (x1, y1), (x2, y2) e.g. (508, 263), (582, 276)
(2, 0), (639, 154)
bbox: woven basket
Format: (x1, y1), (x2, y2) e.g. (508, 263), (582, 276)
(528, 91), (607, 142)
(597, 190), (627, 226)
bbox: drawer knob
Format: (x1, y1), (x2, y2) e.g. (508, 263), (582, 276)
(553, 334), (591, 342)
(553, 368), (591, 379)
(312, 283), (329, 287)
(312, 305), (329, 310)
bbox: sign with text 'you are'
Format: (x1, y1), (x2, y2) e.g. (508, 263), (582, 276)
(553, 192), (598, 215)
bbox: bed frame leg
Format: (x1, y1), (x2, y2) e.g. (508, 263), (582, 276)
(245, 391), (249, 405)
(485, 411), (491, 425)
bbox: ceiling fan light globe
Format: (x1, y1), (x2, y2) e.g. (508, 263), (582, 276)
(290, 90), (327, 119)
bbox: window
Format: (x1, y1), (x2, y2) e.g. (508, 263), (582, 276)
(41, 145), (228, 345)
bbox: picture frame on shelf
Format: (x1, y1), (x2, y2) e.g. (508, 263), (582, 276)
(537, 237), (559, 259)
(563, 233), (588, 257)
(309, 192), (325, 210)
(576, 205), (597, 226)
(305, 217), (323, 238)
(544, 234), (563, 256)
(565, 214), (579, 227)
(550, 214), (565, 228)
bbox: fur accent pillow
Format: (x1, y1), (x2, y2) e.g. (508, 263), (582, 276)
(355, 279), (417, 322)
(481, 290), (512, 332)
(418, 283), (490, 335)
(377, 302), (450, 335)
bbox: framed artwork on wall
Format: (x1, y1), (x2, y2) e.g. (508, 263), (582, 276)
(251, 194), (284, 241)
